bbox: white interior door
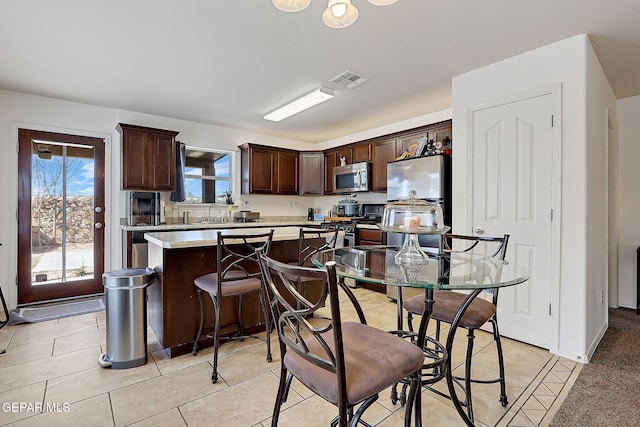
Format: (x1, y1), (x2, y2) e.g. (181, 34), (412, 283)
(472, 94), (554, 348)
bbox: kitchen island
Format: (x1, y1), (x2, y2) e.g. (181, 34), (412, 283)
(145, 227), (318, 357)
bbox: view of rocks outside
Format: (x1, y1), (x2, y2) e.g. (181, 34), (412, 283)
(31, 195), (94, 283)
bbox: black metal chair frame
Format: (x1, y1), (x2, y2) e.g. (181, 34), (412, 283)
(0, 242), (9, 335)
(0, 283), (9, 354)
(258, 249), (422, 427)
(293, 228), (340, 310)
(297, 228), (340, 267)
(192, 230), (274, 384)
(0, 287), (8, 330)
(405, 233), (510, 422)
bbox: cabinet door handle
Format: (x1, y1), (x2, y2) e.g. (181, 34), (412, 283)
(473, 227), (484, 234)
(95, 223), (103, 229)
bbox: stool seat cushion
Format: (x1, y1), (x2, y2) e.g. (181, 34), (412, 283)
(283, 321), (424, 405)
(403, 291), (496, 329)
(194, 270), (262, 297)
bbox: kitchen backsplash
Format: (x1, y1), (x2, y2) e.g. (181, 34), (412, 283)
(163, 192), (387, 221)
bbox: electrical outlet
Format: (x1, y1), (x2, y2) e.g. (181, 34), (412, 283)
(289, 201), (294, 208)
(601, 290), (604, 304)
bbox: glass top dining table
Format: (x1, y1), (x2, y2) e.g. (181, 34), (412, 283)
(312, 245), (531, 427)
(311, 245), (530, 290)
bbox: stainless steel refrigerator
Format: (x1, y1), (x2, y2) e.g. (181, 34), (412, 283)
(385, 155), (451, 300)
(386, 154), (451, 248)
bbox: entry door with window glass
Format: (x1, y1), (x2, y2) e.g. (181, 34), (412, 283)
(17, 129), (105, 304)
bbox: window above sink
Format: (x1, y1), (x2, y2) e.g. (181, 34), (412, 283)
(181, 146), (235, 204)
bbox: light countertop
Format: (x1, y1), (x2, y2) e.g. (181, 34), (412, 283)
(122, 219), (381, 233)
(122, 219), (321, 232)
(145, 226), (325, 249)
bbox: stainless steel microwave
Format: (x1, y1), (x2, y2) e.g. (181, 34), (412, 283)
(127, 191), (160, 226)
(332, 162), (370, 193)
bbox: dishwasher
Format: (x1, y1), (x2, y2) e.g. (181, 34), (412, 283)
(131, 231), (148, 268)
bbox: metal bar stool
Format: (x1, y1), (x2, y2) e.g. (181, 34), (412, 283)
(403, 233), (510, 423)
(0, 243), (9, 331)
(191, 230), (274, 383)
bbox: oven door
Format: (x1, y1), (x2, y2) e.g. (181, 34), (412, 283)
(343, 231), (356, 247)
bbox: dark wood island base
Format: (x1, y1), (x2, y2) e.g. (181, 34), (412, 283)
(146, 228), (318, 358)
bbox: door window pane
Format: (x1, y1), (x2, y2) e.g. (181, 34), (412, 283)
(31, 141), (95, 284)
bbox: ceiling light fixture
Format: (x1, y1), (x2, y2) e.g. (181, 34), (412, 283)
(322, 0), (358, 29)
(272, 0), (311, 13)
(264, 86), (335, 122)
(368, 0), (398, 5)
(273, 0), (399, 29)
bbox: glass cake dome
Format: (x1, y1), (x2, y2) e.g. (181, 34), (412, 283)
(380, 190), (445, 233)
(379, 190), (449, 268)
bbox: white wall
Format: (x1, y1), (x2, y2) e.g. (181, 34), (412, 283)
(0, 90), (314, 310)
(617, 94), (640, 310)
(0, 90), (117, 312)
(0, 89), (451, 311)
(585, 39), (618, 354)
(452, 34), (614, 361)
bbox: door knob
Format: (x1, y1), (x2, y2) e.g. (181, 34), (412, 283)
(473, 227), (484, 234)
(94, 223), (103, 229)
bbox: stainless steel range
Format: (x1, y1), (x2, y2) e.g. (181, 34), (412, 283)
(320, 220), (357, 246)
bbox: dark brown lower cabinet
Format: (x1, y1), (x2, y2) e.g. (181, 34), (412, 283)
(356, 228), (387, 293)
(147, 238), (317, 357)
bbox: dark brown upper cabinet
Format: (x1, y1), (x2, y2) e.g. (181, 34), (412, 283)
(118, 123), (178, 191)
(241, 120), (451, 196)
(353, 144), (371, 163)
(371, 138), (397, 192)
(276, 150), (299, 195)
(324, 151), (337, 194)
(299, 152), (324, 196)
(240, 143), (299, 195)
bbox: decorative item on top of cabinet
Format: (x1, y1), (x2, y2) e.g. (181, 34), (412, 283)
(118, 123), (179, 191)
(395, 131), (428, 160)
(371, 121), (452, 192)
(335, 147), (353, 166)
(240, 143), (299, 195)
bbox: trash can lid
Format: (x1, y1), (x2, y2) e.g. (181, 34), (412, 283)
(103, 268), (157, 289)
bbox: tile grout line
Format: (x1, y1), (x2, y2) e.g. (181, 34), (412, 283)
(498, 354), (557, 426)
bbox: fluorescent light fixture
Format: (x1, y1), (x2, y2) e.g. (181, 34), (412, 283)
(264, 87), (335, 122)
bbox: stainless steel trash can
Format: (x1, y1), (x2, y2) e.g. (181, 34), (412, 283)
(98, 268), (156, 369)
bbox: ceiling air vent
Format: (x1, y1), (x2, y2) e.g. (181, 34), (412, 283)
(329, 70), (370, 89)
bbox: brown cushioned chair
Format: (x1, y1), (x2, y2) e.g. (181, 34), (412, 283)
(258, 250), (424, 427)
(403, 233), (510, 422)
(192, 230), (274, 383)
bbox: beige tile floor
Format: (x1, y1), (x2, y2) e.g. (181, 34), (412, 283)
(0, 288), (581, 426)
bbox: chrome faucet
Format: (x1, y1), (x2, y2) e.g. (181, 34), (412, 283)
(208, 204), (215, 223)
